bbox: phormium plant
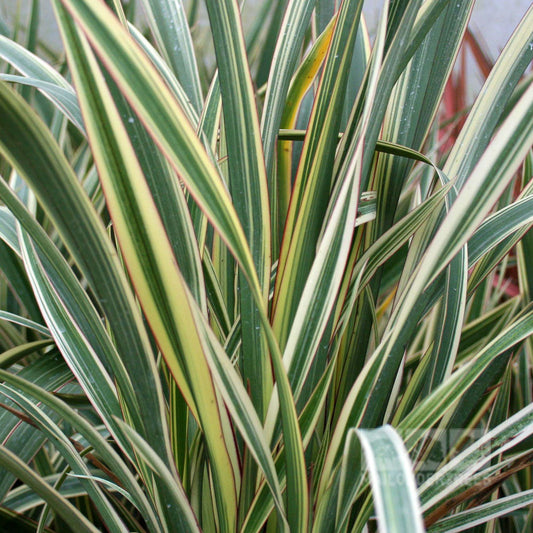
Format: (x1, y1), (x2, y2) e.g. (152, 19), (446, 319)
(0, 0), (532, 531)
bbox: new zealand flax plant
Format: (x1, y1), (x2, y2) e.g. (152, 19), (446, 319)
(0, 0), (532, 531)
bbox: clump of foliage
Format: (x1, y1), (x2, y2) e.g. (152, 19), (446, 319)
(0, 0), (532, 531)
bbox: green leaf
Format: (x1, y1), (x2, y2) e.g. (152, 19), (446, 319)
(0, 443), (102, 533)
(139, 0), (203, 114)
(18, 230), (125, 435)
(275, 17), (336, 245)
(0, 311), (48, 336)
(373, 0), (472, 237)
(128, 23), (200, 127)
(241, 357), (339, 533)
(0, 239), (42, 323)
(406, 80), (533, 297)
(355, 80), (533, 435)
(4, 474), (85, 513)
(272, 136), (363, 420)
(56, 0), (262, 298)
(0, 34), (73, 90)
(190, 302), (287, 529)
(419, 403), (533, 511)
(204, 0), (271, 419)
(468, 195), (533, 267)
(115, 419), (203, 533)
(399, 305), (533, 448)
(0, 176), (144, 459)
(52, 7), (238, 529)
(0, 339), (52, 368)
(429, 489), (533, 533)
(0, 383), (129, 533)
(0, 369), (164, 533)
(0, 354), (72, 500)
(261, 0), (315, 185)
(272, 0), (365, 351)
(355, 426), (424, 533)
(0, 79), (172, 475)
(0, 74), (84, 131)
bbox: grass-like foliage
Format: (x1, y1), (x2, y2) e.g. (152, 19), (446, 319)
(0, 0), (532, 531)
